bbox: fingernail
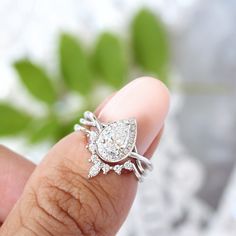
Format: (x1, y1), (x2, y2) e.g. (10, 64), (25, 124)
(98, 77), (170, 155)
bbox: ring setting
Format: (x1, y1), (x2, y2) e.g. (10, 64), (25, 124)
(74, 111), (153, 181)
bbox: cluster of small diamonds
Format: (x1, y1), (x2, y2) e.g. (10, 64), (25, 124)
(88, 154), (134, 178)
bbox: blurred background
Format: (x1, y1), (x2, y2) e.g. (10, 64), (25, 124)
(0, 0), (235, 235)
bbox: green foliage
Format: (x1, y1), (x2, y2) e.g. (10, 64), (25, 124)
(131, 8), (169, 84)
(0, 103), (32, 136)
(59, 33), (92, 95)
(14, 60), (57, 105)
(29, 116), (59, 144)
(0, 8), (170, 144)
(92, 32), (127, 88)
(56, 114), (83, 140)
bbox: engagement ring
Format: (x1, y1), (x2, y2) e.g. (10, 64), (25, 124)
(74, 111), (153, 181)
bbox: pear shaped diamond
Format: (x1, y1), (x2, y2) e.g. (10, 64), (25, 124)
(96, 119), (137, 162)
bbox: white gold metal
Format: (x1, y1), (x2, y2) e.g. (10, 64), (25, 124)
(74, 111), (153, 181)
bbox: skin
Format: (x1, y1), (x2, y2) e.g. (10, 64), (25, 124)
(0, 77), (170, 236)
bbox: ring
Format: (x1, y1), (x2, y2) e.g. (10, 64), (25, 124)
(74, 111), (153, 181)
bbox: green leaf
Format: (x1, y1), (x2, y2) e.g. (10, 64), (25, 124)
(131, 8), (169, 84)
(0, 103), (32, 136)
(92, 32), (127, 88)
(14, 60), (57, 105)
(29, 117), (59, 144)
(55, 115), (82, 141)
(59, 33), (92, 94)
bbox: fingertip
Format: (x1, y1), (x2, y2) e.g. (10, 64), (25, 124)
(98, 76), (170, 154)
(131, 76), (170, 111)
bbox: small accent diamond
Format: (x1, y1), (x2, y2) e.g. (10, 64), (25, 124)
(88, 164), (102, 178)
(89, 131), (97, 142)
(102, 164), (110, 174)
(90, 155), (100, 164)
(124, 160), (133, 171)
(88, 143), (96, 153)
(113, 165), (123, 175)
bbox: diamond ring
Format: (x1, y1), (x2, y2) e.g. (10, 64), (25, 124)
(74, 111), (153, 181)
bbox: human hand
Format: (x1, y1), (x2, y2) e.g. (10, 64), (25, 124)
(0, 77), (169, 236)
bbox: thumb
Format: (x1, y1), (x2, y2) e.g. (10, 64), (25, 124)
(0, 77), (169, 236)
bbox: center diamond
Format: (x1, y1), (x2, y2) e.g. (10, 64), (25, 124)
(96, 119), (137, 162)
